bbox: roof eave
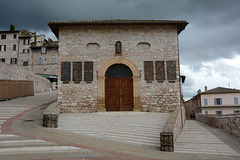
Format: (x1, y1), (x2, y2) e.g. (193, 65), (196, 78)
(48, 20), (189, 39)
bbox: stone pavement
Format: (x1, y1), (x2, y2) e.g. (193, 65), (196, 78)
(0, 92), (94, 160)
(175, 120), (240, 156)
(0, 91), (240, 160)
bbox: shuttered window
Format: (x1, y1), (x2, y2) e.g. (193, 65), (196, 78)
(204, 98), (208, 106)
(214, 98), (222, 105)
(10, 58), (17, 64)
(155, 61), (165, 82)
(38, 57), (43, 64)
(23, 49), (29, 53)
(167, 61), (177, 81)
(23, 39), (29, 45)
(0, 45), (6, 51)
(51, 56), (55, 63)
(0, 58), (5, 62)
(13, 44), (16, 51)
(23, 61), (28, 66)
(234, 97), (238, 105)
(144, 61), (154, 83)
(61, 62), (71, 83)
(1, 35), (6, 39)
(84, 61), (93, 83)
(73, 62), (82, 83)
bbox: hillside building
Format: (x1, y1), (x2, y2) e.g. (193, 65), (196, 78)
(48, 19), (188, 113)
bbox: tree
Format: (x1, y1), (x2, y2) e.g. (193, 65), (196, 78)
(10, 24), (15, 31)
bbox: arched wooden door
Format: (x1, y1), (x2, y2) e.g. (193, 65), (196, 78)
(105, 64), (133, 111)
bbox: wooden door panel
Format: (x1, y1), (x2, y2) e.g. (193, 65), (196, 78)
(107, 79), (118, 89)
(105, 77), (133, 111)
(119, 78), (133, 111)
(105, 78), (119, 111)
(121, 79), (132, 89)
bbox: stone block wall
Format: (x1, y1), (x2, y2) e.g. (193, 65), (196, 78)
(58, 24), (181, 112)
(160, 105), (185, 151)
(0, 62), (51, 93)
(196, 113), (240, 137)
(0, 80), (34, 100)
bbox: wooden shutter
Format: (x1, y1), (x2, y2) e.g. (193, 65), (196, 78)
(84, 61), (93, 82)
(144, 61), (154, 82)
(4, 45), (6, 51)
(61, 62), (71, 82)
(155, 61), (165, 82)
(167, 61), (176, 81)
(73, 62), (82, 83)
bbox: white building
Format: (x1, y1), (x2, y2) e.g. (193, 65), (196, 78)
(201, 87), (240, 115)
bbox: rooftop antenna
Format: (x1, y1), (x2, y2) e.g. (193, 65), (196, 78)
(228, 82), (230, 88)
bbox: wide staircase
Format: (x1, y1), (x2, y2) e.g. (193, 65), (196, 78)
(57, 112), (171, 149)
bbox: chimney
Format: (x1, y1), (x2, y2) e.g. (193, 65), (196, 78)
(205, 86), (207, 91)
(34, 32), (36, 44)
(197, 89), (201, 94)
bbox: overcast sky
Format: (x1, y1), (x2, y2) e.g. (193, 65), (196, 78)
(1, 0), (240, 100)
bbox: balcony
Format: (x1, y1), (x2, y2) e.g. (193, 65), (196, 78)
(31, 41), (58, 48)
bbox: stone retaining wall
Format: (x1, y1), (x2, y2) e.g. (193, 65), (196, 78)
(0, 62), (51, 93)
(160, 105), (185, 151)
(0, 80), (34, 101)
(196, 113), (240, 137)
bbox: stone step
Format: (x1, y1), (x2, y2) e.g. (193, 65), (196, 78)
(0, 139), (58, 148)
(0, 146), (95, 158)
(0, 134), (31, 141)
(105, 132), (159, 142)
(105, 130), (160, 139)
(103, 134), (160, 147)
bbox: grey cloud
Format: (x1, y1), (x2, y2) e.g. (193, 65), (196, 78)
(1, 0), (240, 99)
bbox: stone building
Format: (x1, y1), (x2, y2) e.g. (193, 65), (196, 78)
(48, 19), (188, 113)
(0, 29), (58, 83)
(30, 39), (58, 83)
(0, 30), (33, 70)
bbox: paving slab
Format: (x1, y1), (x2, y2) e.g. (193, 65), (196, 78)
(175, 120), (240, 156)
(1, 91), (240, 160)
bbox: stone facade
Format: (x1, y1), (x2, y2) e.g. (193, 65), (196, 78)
(49, 20), (188, 113)
(0, 31), (20, 66)
(0, 30), (58, 83)
(31, 41), (58, 77)
(0, 30), (35, 70)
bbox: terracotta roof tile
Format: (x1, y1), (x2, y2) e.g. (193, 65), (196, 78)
(201, 87), (240, 94)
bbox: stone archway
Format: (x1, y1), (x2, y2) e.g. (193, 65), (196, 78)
(97, 56), (141, 112)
